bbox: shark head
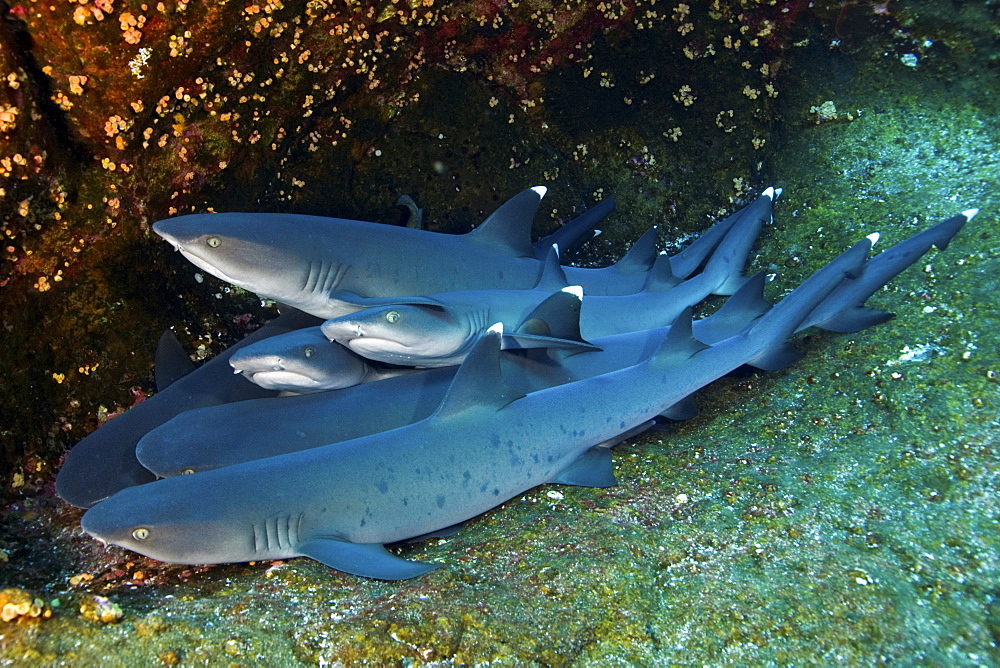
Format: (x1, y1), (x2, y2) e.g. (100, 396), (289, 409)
(152, 214), (349, 314)
(321, 305), (471, 367)
(229, 327), (371, 393)
(81, 476), (261, 565)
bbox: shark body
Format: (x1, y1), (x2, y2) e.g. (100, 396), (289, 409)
(151, 187), (755, 319)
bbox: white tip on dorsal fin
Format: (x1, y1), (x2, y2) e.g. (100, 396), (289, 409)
(763, 186), (775, 200)
(962, 208), (979, 221)
(552, 242), (560, 258)
(866, 232), (880, 247)
(531, 185), (547, 199)
(561, 285), (583, 300)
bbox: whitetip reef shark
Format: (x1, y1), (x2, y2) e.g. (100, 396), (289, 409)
(151, 186), (754, 319)
(317, 188), (771, 367)
(83, 234), (875, 579)
(133, 208), (971, 479)
(228, 327), (416, 393)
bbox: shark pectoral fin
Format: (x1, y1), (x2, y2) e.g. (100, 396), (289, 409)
(327, 290), (443, 309)
(813, 306), (894, 333)
(154, 329), (198, 391)
(502, 333), (601, 353)
(298, 538), (440, 580)
(747, 344), (803, 371)
(552, 446), (617, 487)
(660, 397), (698, 421)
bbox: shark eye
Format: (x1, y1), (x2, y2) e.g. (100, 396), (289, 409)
(304, 346), (316, 358)
(385, 310), (400, 324)
(206, 236), (221, 248)
(132, 528), (150, 541)
(181, 468), (195, 475)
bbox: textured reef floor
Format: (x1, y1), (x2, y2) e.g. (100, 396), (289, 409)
(1, 0), (998, 664)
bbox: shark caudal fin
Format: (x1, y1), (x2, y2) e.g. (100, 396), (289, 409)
(796, 209), (975, 334)
(154, 329), (198, 391)
(668, 187), (778, 280)
(533, 198), (614, 261)
(507, 287), (601, 354)
(695, 271), (773, 345)
(433, 324), (524, 419)
(607, 227), (660, 275)
(701, 187), (774, 296)
(465, 187), (545, 257)
(744, 236), (874, 371)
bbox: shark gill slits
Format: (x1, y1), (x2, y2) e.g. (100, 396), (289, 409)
(206, 236), (221, 248)
(132, 528), (150, 541)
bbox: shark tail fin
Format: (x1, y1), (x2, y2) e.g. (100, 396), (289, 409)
(702, 187), (774, 296)
(743, 236), (873, 369)
(695, 271), (773, 344)
(433, 324), (524, 419)
(796, 210), (974, 334)
(509, 287), (600, 354)
(466, 187), (545, 258)
(155, 329), (197, 391)
(610, 227), (659, 275)
(533, 198), (615, 260)
(532, 246), (570, 291)
(649, 307), (711, 370)
(668, 187), (776, 280)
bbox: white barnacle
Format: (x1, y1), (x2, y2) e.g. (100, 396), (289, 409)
(129, 47), (153, 79)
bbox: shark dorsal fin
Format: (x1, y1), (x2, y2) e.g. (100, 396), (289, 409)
(650, 307), (710, 369)
(643, 254), (681, 291)
(514, 287), (595, 348)
(465, 187), (545, 258)
(154, 329), (197, 391)
(533, 246), (569, 291)
(433, 324), (524, 419)
(611, 227), (658, 274)
(695, 271), (772, 343)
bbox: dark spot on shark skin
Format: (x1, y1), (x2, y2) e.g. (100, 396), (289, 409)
(510, 454), (524, 467)
(489, 434), (500, 449)
(493, 488), (500, 496)
(360, 518), (366, 527)
(462, 471), (471, 488)
(402, 497), (408, 506)
(619, 420), (626, 429)
(480, 483), (488, 493)
(436, 495), (446, 509)
(376, 480), (389, 494)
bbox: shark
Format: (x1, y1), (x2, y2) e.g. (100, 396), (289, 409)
(133, 208), (970, 479)
(55, 309), (323, 509)
(151, 186), (759, 319)
(317, 188), (771, 367)
(82, 233), (876, 580)
(228, 327), (415, 393)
